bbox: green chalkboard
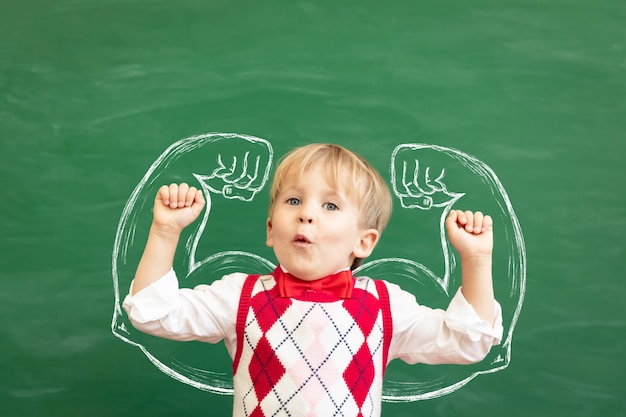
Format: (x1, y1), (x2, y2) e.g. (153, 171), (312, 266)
(2, 0), (624, 416)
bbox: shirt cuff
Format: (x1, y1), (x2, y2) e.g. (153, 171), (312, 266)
(444, 288), (504, 344)
(122, 269), (180, 323)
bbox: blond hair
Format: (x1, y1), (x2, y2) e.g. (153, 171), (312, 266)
(268, 143), (393, 234)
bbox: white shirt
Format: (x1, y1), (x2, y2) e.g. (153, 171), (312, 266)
(123, 269), (503, 365)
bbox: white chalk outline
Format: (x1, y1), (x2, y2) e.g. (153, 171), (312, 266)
(111, 133), (274, 394)
(111, 138), (526, 402)
(364, 143), (526, 401)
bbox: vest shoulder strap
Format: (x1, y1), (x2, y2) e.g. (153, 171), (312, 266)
(232, 273), (260, 373)
(374, 279), (393, 371)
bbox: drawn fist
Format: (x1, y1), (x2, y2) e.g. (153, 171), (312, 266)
(194, 137), (272, 202)
(391, 144), (462, 210)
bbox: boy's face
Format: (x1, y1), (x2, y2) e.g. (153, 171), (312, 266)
(266, 164), (379, 281)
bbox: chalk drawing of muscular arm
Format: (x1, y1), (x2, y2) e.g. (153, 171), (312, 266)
(356, 143), (526, 401)
(111, 133), (275, 394)
(112, 137), (525, 401)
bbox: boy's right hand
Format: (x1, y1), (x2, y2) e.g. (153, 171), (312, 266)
(152, 183), (206, 234)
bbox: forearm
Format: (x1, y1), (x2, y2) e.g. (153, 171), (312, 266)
(459, 254), (495, 324)
(131, 224), (181, 295)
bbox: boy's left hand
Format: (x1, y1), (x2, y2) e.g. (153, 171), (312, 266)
(445, 210), (493, 258)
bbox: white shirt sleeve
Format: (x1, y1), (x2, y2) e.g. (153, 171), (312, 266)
(388, 283), (503, 365)
(122, 269), (247, 355)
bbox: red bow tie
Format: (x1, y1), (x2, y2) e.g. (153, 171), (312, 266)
(274, 267), (355, 299)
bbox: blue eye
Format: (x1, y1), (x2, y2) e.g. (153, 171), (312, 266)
(324, 202), (338, 211)
(286, 198), (300, 206)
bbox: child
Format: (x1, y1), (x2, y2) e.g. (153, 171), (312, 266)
(123, 143), (503, 417)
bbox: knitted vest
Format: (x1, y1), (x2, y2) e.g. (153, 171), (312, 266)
(231, 273), (392, 417)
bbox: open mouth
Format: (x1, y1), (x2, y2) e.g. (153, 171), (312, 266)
(294, 234), (311, 244)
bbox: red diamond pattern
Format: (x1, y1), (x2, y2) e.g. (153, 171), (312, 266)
(249, 335), (286, 402)
(249, 407), (266, 417)
(245, 290), (291, 415)
(235, 276), (391, 417)
(345, 289), (378, 336)
(343, 342), (375, 408)
(253, 292), (291, 332)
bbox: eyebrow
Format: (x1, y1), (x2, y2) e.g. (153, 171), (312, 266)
(280, 185), (348, 203)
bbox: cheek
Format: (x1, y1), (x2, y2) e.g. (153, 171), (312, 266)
(267, 216), (288, 241)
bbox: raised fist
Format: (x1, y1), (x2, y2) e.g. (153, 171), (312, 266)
(152, 183), (206, 233)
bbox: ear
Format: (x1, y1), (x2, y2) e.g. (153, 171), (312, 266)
(266, 218), (274, 248)
(352, 228), (380, 259)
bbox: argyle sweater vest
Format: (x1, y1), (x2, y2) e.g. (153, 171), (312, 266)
(231, 273), (393, 417)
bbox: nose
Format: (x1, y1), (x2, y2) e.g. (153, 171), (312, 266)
(298, 204), (314, 224)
